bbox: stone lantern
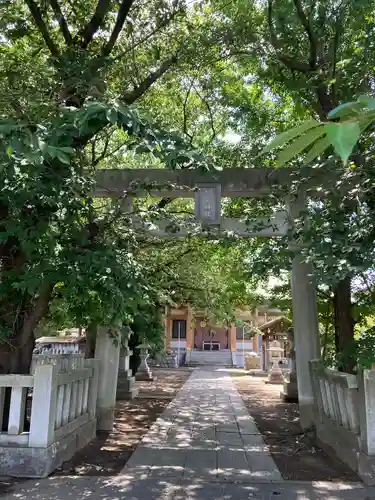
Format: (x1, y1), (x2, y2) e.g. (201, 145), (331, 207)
(280, 327), (298, 401)
(117, 327), (139, 400)
(265, 340), (284, 384)
(135, 342), (154, 381)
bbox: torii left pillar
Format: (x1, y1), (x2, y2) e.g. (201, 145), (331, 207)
(95, 326), (120, 431)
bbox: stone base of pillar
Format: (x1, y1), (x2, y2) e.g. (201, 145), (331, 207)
(299, 399), (316, 430)
(280, 371), (298, 402)
(117, 370), (139, 400)
(97, 406), (116, 432)
(135, 370), (154, 381)
(265, 362), (284, 384)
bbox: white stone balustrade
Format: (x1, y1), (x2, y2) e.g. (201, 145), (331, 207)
(310, 360), (375, 485)
(0, 374), (34, 446)
(0, 359), (99, 477)
(30, 353), (85, 374)
(310, 360), (359, 432)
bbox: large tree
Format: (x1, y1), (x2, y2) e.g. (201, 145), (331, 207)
(0, 0), (217, 373)
(196, 0), (375, 371)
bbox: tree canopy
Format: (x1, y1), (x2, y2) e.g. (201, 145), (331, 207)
(1, 0), (375, 373)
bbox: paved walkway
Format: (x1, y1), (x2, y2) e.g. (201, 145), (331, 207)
(122, 368), (282, 481)
(2, 369), (375, 499)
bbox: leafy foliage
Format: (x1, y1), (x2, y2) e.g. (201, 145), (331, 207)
(261, 95), (375, 166)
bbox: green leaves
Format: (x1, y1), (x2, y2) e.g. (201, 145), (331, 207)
(260, 120), (321, 155)
(260, 95), (375, 166)
(325, 122), (361, 166)
(276, 126), (325, 167)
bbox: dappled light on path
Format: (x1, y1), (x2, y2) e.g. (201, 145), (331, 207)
(2, 369), (373, 499)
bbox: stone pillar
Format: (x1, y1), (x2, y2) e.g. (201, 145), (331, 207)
(288, 193), (321, 429)
(94, 326), (121, 431)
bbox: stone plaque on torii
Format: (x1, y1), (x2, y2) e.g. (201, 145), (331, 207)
(94, 166), (324, 430)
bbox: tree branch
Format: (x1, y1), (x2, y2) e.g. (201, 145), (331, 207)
(49, 0), (73, 46)
(78, 0), (111, 48)
(183, 81), (194, 143)
(24, 0), (60, 57)
(151, 248), (195, 275)
(110, 5), (185, 64)
(292, 0), (317, 68)
(122, 53), (178, 104)
(102, 0), (136, 57)
(193, 85), (216, 144)
(20, 281), (55, 348)
(330, 1), (350, 103)
(267, 0), (311, 73)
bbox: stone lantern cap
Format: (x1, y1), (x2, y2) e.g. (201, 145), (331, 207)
(268, 340), (284, 351)
(136, 343), (149, 350)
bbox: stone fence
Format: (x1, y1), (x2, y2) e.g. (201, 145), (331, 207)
(148, 351), (186, 368)
(0, 359), (99, 477)
(30, 353), (85, 374)
(310, 360), (375, 484)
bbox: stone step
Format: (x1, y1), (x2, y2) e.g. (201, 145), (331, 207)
(188, 350), (233, 367)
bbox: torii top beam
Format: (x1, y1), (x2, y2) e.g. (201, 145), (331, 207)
(94, 166), (326, 199)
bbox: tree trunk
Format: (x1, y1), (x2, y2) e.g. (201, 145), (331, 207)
(0, 292), (52, 376)
(0, 327), (35, 431)
(333, 276), (356, 373)
(84, 323), (97, 359)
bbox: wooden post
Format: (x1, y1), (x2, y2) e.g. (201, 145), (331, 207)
(29, 365), (58, 447)
(230, 324), (237, 352)
(186, 307), (193, 351)
(165, 309), (172, 350)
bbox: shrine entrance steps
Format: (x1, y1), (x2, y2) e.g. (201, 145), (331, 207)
(187, 349), (233, 367)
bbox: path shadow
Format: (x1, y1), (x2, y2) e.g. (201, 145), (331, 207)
(1, 475), (373, 500)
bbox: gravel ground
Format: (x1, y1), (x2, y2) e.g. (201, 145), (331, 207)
(231, 370), (359, 482)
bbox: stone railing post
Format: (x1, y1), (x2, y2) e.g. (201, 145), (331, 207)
(29, 364), (58, 447)
(358, 369), (375, 455)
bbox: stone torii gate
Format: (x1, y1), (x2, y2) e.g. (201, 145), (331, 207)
(94, 166), (324, 430)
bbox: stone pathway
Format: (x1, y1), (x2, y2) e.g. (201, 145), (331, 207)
(2, 369), (375, 499)
(122, 368), (282, 482)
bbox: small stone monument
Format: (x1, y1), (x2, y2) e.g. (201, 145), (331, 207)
(117, 329), (139, 400)
(135, 342), (154, 381)
(280, 327), (298, 401)
(265, 340), (284, 384)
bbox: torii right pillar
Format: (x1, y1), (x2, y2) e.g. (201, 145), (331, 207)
(287, 192), (321, 430)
